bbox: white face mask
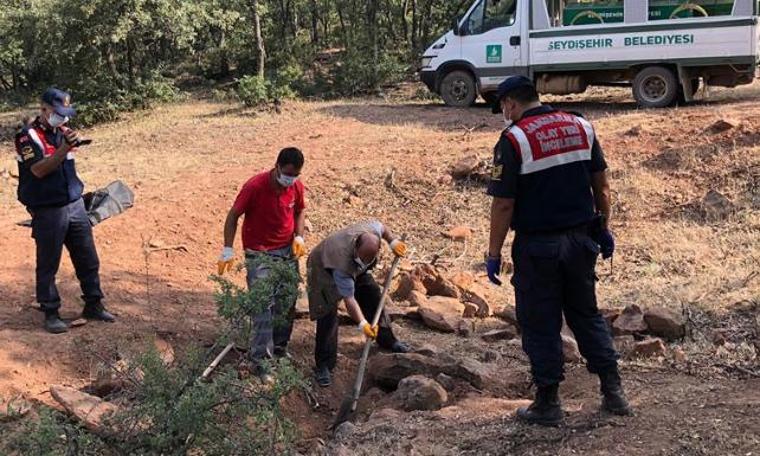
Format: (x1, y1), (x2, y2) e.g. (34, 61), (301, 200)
(276, 167), (297, 187)
(354, 257), (367, 270)
(47, 112), (69, 128)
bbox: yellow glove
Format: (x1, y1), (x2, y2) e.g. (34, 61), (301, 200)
(292, 236), (306, 259)
(217, 247), (234, 275)
(359, 319), (378, 340)
(389, 239), (407, 257)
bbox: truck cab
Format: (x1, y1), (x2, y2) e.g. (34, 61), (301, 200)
(420, 0), (759, 108)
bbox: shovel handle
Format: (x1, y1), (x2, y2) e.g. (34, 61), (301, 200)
(350, 235), (406, 403)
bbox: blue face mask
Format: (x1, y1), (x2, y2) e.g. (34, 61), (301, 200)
(276, 167), (297, 187)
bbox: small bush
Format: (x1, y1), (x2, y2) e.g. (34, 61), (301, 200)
(331, 50), (407, 96)
(237, 75), (270, 107)
(6, 408), (106, 455)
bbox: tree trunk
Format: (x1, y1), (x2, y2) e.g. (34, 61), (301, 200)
(219, 28), (230, 77)
(337, 7), (348, 47)
(251, 0), (266, 77)
(368, 0), (378, 82)
(126, 38), (135, 87)
(310, 0), (319, 44)
(411, 0), (418, 51)
(401, 0), (409, 43)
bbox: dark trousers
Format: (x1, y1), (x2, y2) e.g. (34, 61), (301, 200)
(511, 229), (618, 387)
(315, 273), (397, 370)
(31, 198), (103, 312)
(245, 247), (297, 363)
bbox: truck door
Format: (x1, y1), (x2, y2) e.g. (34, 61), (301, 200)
(459, 0), (525, 93)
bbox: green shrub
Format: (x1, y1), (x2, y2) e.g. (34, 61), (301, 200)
(237, 75), (271, 107)
(331, 50), (407, 96)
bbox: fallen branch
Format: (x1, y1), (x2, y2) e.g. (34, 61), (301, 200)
(146, 244), (189, 253)
(717, 363), (760, 378)
(201, 343), (235, 380)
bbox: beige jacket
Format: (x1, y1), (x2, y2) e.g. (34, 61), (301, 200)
(306, 220), (381, 320)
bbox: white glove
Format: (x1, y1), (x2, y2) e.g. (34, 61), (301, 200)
(217, 247), (234, 275)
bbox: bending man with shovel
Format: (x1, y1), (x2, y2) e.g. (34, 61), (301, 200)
(307, 220), (411, 387)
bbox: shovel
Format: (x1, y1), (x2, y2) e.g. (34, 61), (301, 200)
(331, 241), (405, 430)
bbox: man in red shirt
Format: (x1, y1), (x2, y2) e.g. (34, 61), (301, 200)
(218, 147), (306, 382)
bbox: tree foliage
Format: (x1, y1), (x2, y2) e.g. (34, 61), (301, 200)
(0, 0), (469, 117)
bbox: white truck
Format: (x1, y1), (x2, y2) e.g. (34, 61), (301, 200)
(419, 0), (759, 108)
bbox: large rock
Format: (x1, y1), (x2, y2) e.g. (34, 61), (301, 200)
(562, 335), (582, 363)
(614, 335), (636, 355)
(424, 276), (460, 299)
(462, 283), (491, 317)
(443, 226), (472, 241)
(412, 264), (460, 299)
(437, 397), (532, 420)
(644, 308), (685, 340)
(369, 353), (447, 389)
(450, 155), (480, 179)
(481, 326), (518, 342)
(456, 319), (473, 337)
(600, 308), (621, 327)
(393, 375), (448, 411)
(385, 303), (420, 322)
(708, 118), (737, 134)
(50, 385), (121, 433)
(703, 190), (734, 220)
(448, 271), (475, 292)
(493, 305), (519, 330)
(418, 296), (465, 333)
(394, 272), (426, 301)
(631, 337), (667, 358)
(408, 290), (428, 308)
(448, 359), (491, 389)
(462, 302), (479, 318)
(612, 304), (648, 336)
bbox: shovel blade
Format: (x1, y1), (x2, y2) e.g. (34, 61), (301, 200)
(331, 395), (357, 430)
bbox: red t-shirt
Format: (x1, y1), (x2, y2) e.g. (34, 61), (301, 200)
(232, 171), (305, 251)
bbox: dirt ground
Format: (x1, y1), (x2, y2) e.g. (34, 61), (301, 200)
(0, 82), (758, 455)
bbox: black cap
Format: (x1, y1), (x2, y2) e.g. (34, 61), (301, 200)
(41, 87), (76, 118)
(491, 75), (534, 114)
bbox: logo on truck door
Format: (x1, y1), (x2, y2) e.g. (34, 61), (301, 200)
(486, 45), (502, 63)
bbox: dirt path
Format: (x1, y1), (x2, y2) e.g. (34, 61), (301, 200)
(0, 85), (758, 454)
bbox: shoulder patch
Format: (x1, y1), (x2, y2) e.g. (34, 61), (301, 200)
(491, 164), (503, 180)
(21, 146), (35, 161)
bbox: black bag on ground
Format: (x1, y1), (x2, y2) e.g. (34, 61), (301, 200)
(17, 180), (135, 227)
(82, 180), (135, 226)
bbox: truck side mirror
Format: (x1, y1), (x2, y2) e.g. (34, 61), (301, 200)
(452, 16), (462, 35)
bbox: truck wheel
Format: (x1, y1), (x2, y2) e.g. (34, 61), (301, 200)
(632, 66), (678, 108)
(440, 70), (477, 107)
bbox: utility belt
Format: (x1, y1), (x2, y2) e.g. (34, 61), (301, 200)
(515, 215), (604, 243)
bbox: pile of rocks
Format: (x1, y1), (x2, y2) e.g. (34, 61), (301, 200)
(607, 304), (686, 358)
(368, 347), (495, 412)
(392, 264), (497, 335)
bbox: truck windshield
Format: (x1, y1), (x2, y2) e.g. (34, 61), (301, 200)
(465, 0), (517, 34)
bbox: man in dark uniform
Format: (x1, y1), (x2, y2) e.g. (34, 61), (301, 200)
(485, 76), (631, 426)
(15, 88), (114, 334)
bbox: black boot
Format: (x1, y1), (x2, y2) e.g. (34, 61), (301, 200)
(315, 365), (331, 387)
(82, 302), (116, 322)
(517, 384), (564, 426)
(44, 311), (68, 334)
(599, 368), (633, 416)
(389, 340), (411, 353)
